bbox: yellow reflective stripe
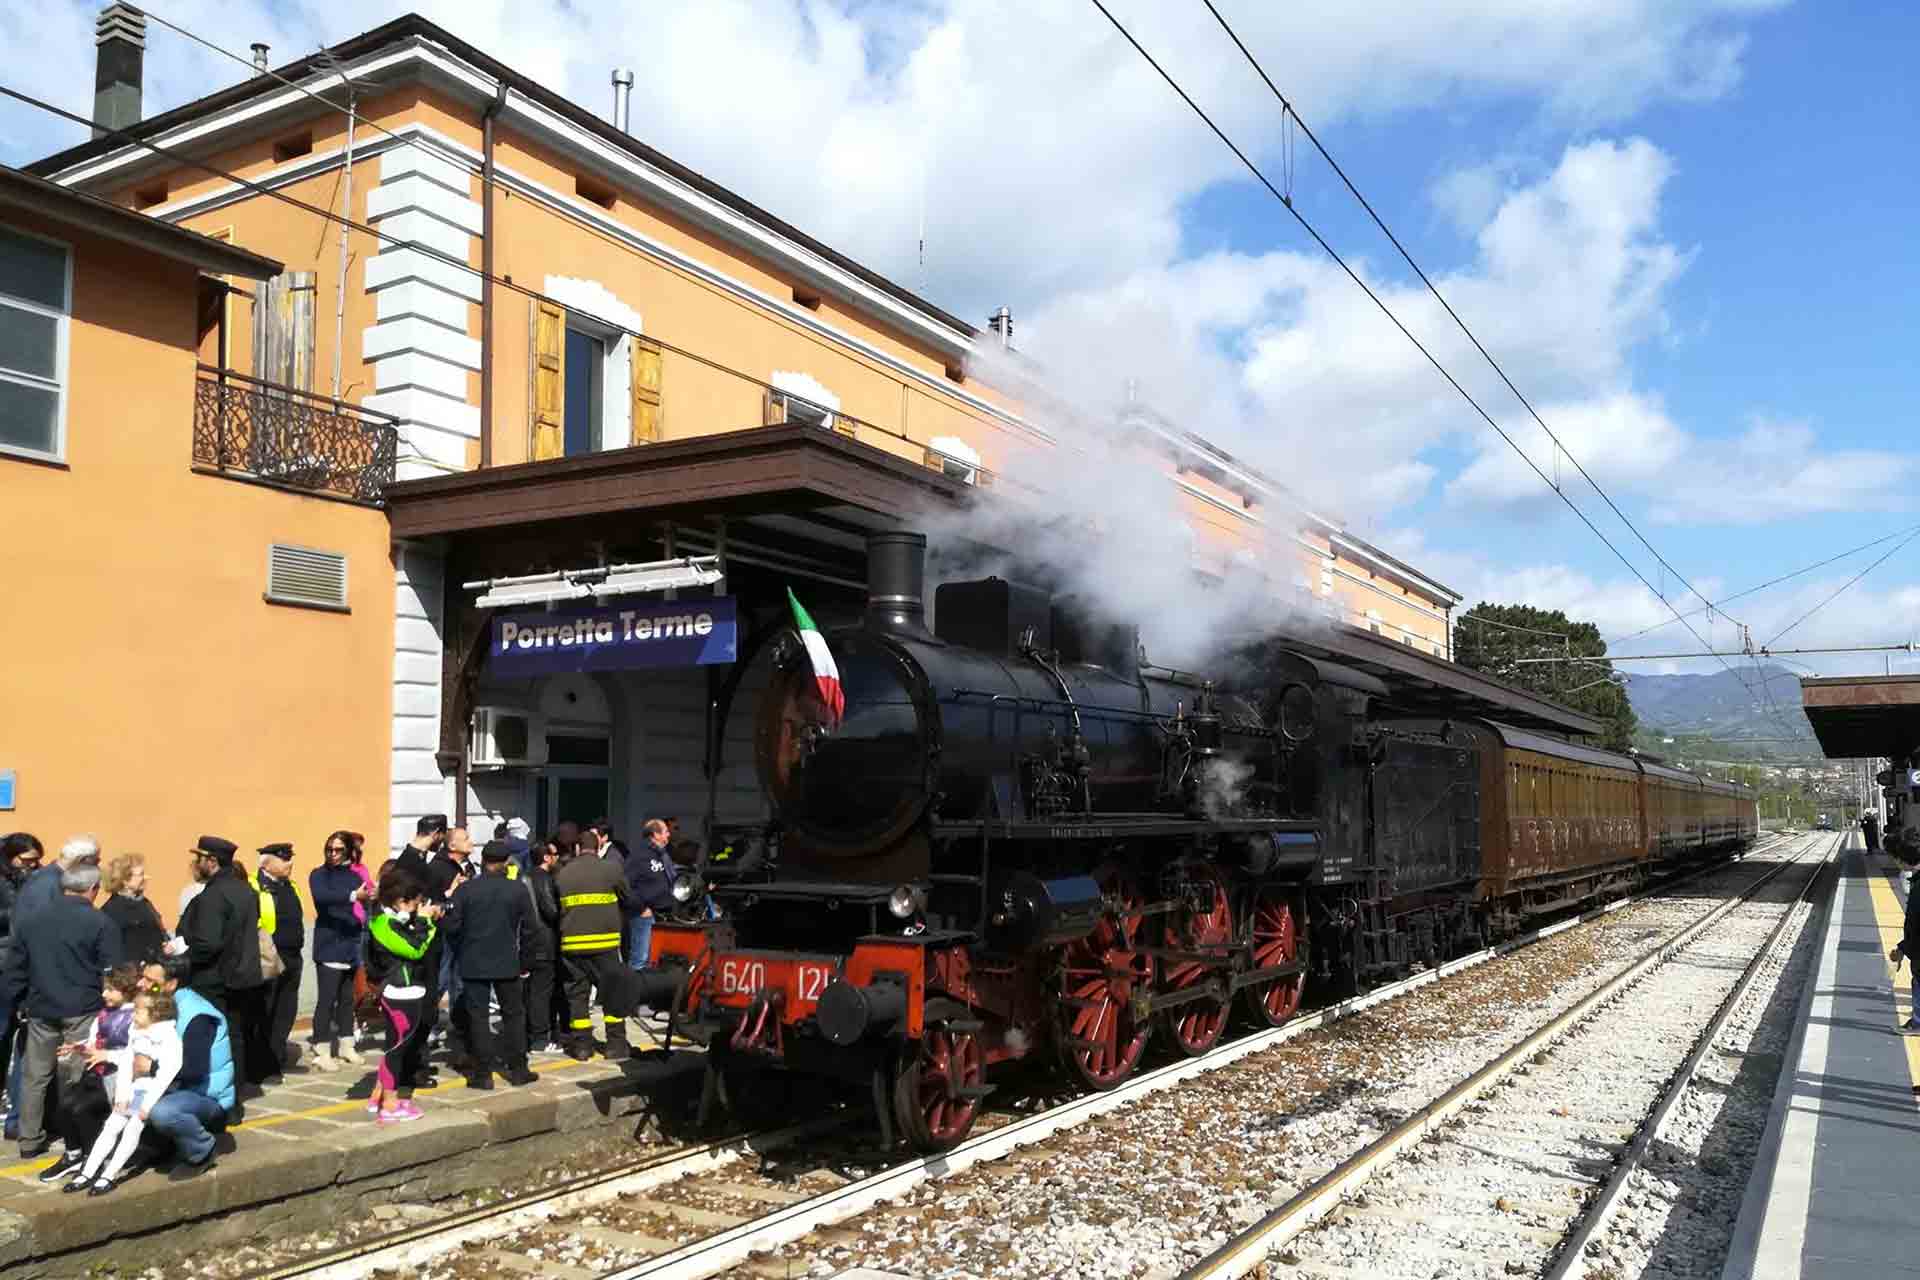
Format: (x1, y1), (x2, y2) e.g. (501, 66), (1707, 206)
(561, 937), (621, 951)
(563, 932), (623, 944)
(568, 1017), (596, 1029)
(560, 892), (618, 907)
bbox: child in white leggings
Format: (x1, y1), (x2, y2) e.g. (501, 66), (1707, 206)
(67, 990), (181, 1196)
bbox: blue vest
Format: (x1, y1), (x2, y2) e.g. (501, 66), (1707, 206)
(172, 987), (236, 1110)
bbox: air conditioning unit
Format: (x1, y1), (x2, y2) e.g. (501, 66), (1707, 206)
(470, 707), (548, 769)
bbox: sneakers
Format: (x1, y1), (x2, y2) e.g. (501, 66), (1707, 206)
(1900, 1018), (1920, 1036)
(377, 1100), (424, 1125)
(37, 1150), (83, 1184)
(337, 1045), (364, 1066)
(85, 1177), (115, 1198)
(311, 1050), (341, 1073)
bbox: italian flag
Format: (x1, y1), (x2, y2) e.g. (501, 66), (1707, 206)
(787, 588), (844, 727)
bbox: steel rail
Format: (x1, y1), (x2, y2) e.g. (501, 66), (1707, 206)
(1178, 831), (1833, 1280)
(250, 1115), (845, 1280)
(253, 833), (1792, 1280)
(1543, 834), (1837, 1280)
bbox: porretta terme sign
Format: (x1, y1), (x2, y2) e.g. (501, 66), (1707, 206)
(488, 597), (737, 676)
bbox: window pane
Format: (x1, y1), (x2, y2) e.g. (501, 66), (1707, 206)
(0, 227), (67, 310)
(0, 304), (57, 380)
(563, 328), (604, 457)
(0, 378), (58, 454)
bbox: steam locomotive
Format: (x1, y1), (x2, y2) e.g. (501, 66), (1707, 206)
(643, 532), (1757, 1151)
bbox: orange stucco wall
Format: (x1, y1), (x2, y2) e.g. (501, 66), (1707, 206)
(0, 212), (393, 916)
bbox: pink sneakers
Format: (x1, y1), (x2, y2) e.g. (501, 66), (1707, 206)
(376, 1100), (424, 1125)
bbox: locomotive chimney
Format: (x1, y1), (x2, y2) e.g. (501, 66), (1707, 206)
(866, 530), (929, 636)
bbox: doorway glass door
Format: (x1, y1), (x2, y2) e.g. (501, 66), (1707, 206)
(552, 776), (610, 830)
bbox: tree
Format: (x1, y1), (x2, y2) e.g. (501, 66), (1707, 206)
(1453, 602), (1638, 751)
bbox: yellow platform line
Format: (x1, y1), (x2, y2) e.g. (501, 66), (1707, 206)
(1864, 849), (1920, 1095)
(0, 1055), (600, 1180)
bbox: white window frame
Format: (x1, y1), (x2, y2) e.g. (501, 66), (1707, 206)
(563, 313), (624, 455)
(770, 370), (840, 431)
(0, 222), (74, 465)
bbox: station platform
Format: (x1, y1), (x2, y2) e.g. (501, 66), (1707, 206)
(1725, 836), (1920, 1279)
(0, 1023), (706, 1277)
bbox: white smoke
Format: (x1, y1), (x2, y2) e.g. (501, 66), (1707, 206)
(917, 344), (1327, 671)
(1197, 755), (1257, 821)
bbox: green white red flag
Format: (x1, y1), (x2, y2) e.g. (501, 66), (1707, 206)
(787, 588), (844, 727)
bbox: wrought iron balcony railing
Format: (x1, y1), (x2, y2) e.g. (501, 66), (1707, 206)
(192, 366), (399, 505)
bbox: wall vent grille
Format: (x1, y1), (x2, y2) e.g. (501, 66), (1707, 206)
(266, 543), (348, 611)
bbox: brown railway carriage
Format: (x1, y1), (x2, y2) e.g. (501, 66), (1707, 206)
(1643, 761), (1702, 856)
(1379, 718), (1757, 926)
(1425, 720), (1645, 903)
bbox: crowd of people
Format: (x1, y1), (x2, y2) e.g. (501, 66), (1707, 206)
(0, 812), (687, 1193)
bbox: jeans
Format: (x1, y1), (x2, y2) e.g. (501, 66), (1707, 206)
(0, 988), (15, 1107)
(147, 1089), (226, 1166)
(312, 963), (357, 1052)
(18, 1014), (91, 1153)
(627, 914), (654, 973)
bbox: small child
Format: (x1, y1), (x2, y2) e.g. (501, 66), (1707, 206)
(37, 964), (142, 1184)
(364, 870), (436, 1125)
(66, 990), (181, 1196)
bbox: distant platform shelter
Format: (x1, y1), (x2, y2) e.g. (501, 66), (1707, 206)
(1799, 675), (1920, 759)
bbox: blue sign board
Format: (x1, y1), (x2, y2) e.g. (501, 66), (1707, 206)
(0, 771), (12, 810)
(489, 596), (736, 677)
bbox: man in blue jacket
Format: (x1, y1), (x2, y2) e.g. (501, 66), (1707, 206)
(142, 956), (234, 1176)
(6, 863), (120, 1159)
(625, 820), (675, 976)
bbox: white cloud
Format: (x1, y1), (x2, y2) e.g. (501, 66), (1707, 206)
(2, 0), (1784, 319)
(1015, 137), (1695, 522)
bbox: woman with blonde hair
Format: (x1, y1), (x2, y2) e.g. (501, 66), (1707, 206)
(100, 854), (168, 964)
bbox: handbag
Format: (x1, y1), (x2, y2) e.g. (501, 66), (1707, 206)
(258, 927), (285, 982)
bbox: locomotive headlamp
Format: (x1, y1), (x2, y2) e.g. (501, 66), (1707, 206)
(887, 884), (927, 919)
(671, 871), (705, 904)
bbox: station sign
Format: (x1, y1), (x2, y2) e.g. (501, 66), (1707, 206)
(488, 596), (737, 676)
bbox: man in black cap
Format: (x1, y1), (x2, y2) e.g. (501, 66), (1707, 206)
(444, 840), (537, 1088)
(172, 837), (264, 1086)
(256, 843), (304, 1080)
(392, 814), (452, 1080)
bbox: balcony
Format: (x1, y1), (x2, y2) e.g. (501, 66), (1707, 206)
(192, 366), (399, 505)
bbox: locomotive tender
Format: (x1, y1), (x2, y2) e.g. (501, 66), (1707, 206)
(645, 531), (1758, 1150)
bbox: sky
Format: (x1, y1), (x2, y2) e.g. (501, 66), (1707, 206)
(4, 0), (1917, 683)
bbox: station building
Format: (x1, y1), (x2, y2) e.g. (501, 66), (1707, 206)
(12, 9), (1461, 906)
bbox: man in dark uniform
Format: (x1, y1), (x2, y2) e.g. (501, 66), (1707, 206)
(392, 815), (454, 1081)
(445, 840), (537, 1088)
(555, 837), (633, 1060)
(256, 843), (304, 1080)
(174, 836), (263, 1086)
(1865, 811), (1882, 853)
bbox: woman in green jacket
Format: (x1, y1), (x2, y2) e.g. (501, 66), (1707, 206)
(364, 870), (435, 1124)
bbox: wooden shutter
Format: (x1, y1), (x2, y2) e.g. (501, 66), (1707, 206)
(630, 337), (662, 444)
(764, 388), (784, 426)
(532, 300), (565, 461)
(253, 270), (316, 390)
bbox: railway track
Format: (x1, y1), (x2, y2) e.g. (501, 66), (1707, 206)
(1182, 831), (1836, 1280)
(242, 834), (1804, 1280)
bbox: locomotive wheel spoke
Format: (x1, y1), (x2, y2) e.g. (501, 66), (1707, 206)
(1055, 864), (1154, 1089)
(1241, 887), (1305, 1028)
(1157, 864), (1233, 1057)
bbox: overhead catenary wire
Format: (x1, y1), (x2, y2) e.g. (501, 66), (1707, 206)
(1083, 0), (1752, 702)
(0, 83), (1010, 488)
(1196, 0), (1738, 633)
(1764, 524), (1920, 649)
(1607, 519), (1920, 647)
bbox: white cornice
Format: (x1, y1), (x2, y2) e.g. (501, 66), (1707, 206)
(41, 35), (977, 361)
(1328, 532), (1461, 605)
